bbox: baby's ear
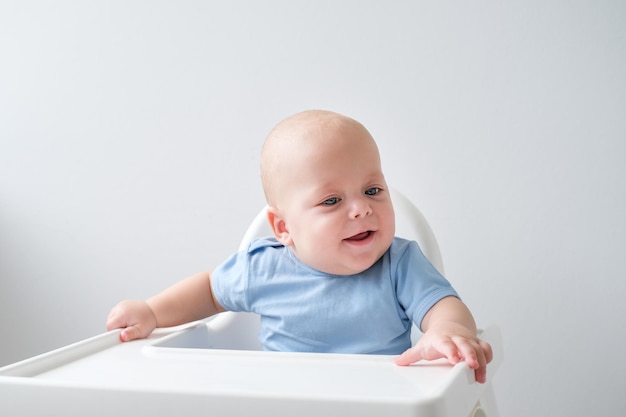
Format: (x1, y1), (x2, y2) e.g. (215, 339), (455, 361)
(267, 206), (293, 246)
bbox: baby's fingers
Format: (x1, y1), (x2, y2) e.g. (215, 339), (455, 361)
(120, 324), (148, 342)
(394, 346), (424, 366)
(474, 339), (493, 383)
(105, 300), (156, 342)
(105, 307), (127, 331)
(394, 338), (461, 366)
(453, 337), (493, 384)
(454, 337), (480, 368)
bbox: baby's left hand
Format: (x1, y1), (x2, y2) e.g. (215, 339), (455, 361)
(394, 321), (493, 383)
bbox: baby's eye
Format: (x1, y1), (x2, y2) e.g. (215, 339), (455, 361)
(323, 197), (341, 206)
(365, 187), (380, 196)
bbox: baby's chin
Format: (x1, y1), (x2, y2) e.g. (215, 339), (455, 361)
(323, 254), (388, 276)
(294, 235), (393, 275)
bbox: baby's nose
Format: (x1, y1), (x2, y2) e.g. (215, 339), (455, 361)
(349, 198), (373, 218)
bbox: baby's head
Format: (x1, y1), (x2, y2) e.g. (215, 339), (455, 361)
(260, 110), (395, 275)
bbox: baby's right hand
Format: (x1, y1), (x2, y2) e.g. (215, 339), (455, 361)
(106, 300), (157, 342)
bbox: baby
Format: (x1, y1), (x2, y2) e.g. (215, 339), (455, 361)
(107, 110), (493, 383)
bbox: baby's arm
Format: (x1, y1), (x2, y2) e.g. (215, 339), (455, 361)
(394, 296), (493, 383)
(106, 271), (226, 342)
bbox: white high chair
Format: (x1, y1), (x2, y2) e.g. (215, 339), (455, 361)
(0, 189), (502, 417)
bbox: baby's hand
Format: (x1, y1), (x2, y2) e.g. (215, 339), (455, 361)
(106, 300), (157, 342)
(394, 322), (493, 383)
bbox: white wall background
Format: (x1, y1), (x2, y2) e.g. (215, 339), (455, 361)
(1, 1), (625, 415)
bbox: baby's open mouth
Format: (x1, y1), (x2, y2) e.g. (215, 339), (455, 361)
(345, 231), (373, 241)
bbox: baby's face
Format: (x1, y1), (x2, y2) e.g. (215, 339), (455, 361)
(270, 118), (395, 275)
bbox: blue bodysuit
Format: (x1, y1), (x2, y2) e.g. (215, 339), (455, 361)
(211, 237), (458, 355)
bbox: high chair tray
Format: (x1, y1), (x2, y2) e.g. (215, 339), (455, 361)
(0, 317), (501, 417)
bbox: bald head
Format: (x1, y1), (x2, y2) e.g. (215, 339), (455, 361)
(260, 110), (380, 206)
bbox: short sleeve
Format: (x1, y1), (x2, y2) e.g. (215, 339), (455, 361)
(392, 239), (459, 331)
(210, 249), (251, 312)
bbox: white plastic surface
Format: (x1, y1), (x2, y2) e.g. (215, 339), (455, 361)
(0, 319), (502, 417)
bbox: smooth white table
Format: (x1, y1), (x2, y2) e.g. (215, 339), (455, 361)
(0, 312), (502, 417)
